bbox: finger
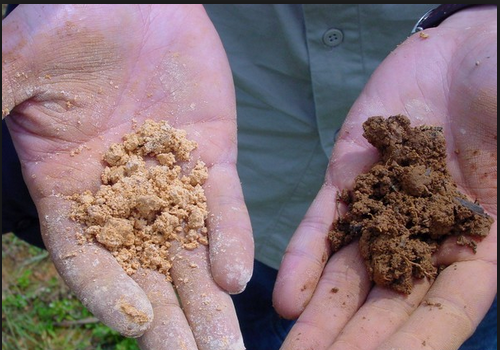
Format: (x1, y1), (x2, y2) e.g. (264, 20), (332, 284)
(2, 5), (37, 118)
(39, 198), (153, 338)
(377, 232), (497, 350)
(327, 279), (431, 350)
(169, 242), (245, 350)
(133, 269), (197, 350)
(204, 163), (254, 294)
(273, 184), (337, 320)
(280, 242), (372, 350)
(433, 218), (497, 266)
(328, 221), (496, 349)
(274, 133), (380, 319)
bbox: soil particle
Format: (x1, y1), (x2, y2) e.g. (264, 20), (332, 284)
(119, 298), (151, 325)
(69, 120), (209, 280)
(328, 115), (494, 294)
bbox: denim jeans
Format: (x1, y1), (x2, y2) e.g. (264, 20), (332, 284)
(233, 260), (497, 350)
(460, 295), (497, 350)
(231, 260), (296, 350)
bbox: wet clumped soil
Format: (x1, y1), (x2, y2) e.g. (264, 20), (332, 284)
(70, 120), (209, 280)
(328, 115), (494, 294)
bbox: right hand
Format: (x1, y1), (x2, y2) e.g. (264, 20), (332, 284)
(274, 6), (497, 350)
(2, 5), (253, 349)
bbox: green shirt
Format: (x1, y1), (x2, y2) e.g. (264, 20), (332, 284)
(205, 4), (434, 270)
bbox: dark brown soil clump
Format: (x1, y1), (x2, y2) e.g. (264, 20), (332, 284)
(328, 115), (494, 294)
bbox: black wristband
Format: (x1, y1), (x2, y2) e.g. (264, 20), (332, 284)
(411, 4), (479, 34)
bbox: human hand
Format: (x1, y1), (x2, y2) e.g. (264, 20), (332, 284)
(2, 5), (253, 349)
(274, 6), (496, 350)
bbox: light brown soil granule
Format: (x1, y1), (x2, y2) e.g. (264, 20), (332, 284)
(70, 120), (209, 280)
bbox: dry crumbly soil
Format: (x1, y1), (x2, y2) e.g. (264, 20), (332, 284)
(328, 115), (494, 294)
(70, 120), (209, 280)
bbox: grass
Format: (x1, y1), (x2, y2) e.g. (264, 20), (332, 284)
(2, 233), (140, 350)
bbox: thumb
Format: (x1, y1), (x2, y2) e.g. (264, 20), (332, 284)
(2, 5), (38, 118)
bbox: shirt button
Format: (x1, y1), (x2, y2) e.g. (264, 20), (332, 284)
(322, 28), (343, 47)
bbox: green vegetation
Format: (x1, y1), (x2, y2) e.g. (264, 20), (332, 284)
(2, 233), (140, 350)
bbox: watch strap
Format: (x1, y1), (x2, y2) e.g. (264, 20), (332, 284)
(411, 4), (478, 34)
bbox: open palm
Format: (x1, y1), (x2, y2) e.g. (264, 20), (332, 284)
(3, 5), (252, 349)
(274, 7), (496, 350)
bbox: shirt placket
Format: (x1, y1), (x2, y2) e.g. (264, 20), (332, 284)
(302, 4), (364, 158)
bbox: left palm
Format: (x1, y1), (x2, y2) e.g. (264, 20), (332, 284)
(3, 5), (253, 349)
